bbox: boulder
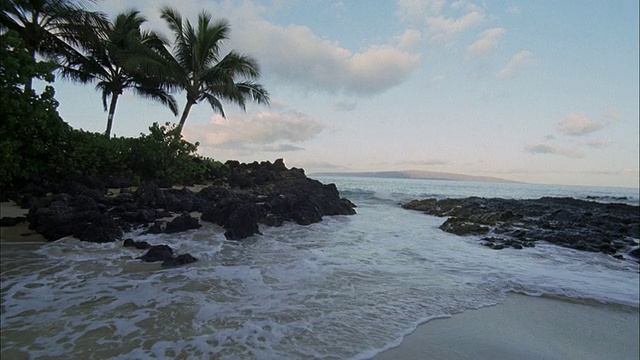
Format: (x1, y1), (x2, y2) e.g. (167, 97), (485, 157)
(162, 254), (199, 267)
(123, 238), (151, 249)
(165, 213), (202, 234)
(76, 214), (123, 243)
(224, 203), (261, 240)
(0, 216), (26, 227)
(137, 245), (174, 262)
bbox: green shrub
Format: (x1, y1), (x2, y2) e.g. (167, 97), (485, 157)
(1, 31), (224, 192)
(0, 31), (72, 189)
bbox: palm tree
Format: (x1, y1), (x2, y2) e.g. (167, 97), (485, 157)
(159, 6), (269, 135)
(0, 0), (107, 91)
(62, 10), (178, 137)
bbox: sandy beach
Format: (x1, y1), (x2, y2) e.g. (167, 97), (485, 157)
(374, 293), (639, 360)
(0, 201), (46, 243)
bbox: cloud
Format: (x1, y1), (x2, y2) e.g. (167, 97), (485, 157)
(525, 143), (584, 158)
(234, 16), (421, 95)
(396, 29), (423, 50)
(507, 5), (521, 15)
(468, 27), (505, 55)
(333, 101), (357, 112)
(586, 139), (610, 149)
(603, 108), (622, 122)
(426, 11), (485, 42)
(396, 0), (485, 42)
(184, 110), (324, 150)
(396, 0), (447, 22)
(259, 144), (306, 152)
(557, 112), (603, 136)
(497, 50), (536, 78)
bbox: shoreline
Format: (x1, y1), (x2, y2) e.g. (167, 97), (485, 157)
(0, 201), (47, 243)
(373, 293), (639, 360)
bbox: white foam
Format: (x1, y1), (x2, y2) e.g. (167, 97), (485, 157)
(2, 178), (638, 359)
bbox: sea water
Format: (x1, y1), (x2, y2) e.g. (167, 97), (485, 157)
(1, 177), (638, 359)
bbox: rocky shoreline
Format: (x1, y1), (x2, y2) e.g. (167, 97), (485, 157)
(0, 159), (356, 265)
(402, 196), (640, 261)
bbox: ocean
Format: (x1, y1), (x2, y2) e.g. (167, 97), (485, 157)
(1, 176), (639, 359)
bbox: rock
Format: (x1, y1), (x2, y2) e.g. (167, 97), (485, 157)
(123, 238), (151, 249)
(162, 254), (198, 267)
(76, 214), (123, 243)
(404, 196), (639, 258)
(133, 181), (165, 208)
(0, 216), (26, 227)
(120, 209), (156, 224)
(440, 217), (490, 236)
(18, 159), (357, 242)
(165, 213), (202, 234)
(224, 203), (261, 240)
(137, 245), (174, 262)
(144, 221), (165, 234)
(628, 247), (640, 260)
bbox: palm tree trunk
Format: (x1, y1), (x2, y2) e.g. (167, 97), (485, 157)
(176, 101), (195, 135)
(105, 93), (120, 138)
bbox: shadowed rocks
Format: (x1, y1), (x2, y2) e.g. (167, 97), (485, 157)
(18, 159), (355, 243)
(403, 197), (639, 259)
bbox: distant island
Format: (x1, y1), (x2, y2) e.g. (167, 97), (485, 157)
(311, 170), (520, 184)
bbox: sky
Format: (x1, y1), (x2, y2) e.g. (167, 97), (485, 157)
(47, 0), (639, 188)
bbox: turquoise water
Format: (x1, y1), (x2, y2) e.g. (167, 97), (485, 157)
(2, 177), (638, 359)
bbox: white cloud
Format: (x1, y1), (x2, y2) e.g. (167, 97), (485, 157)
(396, 0), (446, 22)
(603, 108), (622, 122)
(525, 143), (584, 158)
(184, 110), (323, 150)
(426, 11), (485, 42)
(233, 19), (421, 95)
(396, 29), (423, 50)
(396, 0), (485, 42)
(497, 50), (536, 78)
(468, 27), (505, 55)
(586, 139), (610, 149)
(557, 112), (603, 136)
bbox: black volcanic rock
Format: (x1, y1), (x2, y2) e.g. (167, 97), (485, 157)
(165, 213), (202, 234)
(162, 254), (198, 267)
(137, 245), (174, 262)
(19, 159), (356, 243)
(403, 197), (639, 258)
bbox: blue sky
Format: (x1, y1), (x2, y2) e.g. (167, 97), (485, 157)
(49, 0), (639, 188)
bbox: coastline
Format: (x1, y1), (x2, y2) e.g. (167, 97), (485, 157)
(0, 201), (46, 243)
(373, 293), (640, 360)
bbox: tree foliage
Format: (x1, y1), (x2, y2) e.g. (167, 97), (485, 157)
(0, 30), (71, 189)
(62, 10), (178, 137)
(0, 0), (107, 90)
(160, 6), (270, 134)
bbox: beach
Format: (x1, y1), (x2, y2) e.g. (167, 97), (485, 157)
(374, 293), (640, 360)
(0, 201), (46, 243)
(1, 178), (638, 359)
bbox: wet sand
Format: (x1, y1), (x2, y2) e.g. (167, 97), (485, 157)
(374, 293), (639, 360)
(0, 201), (46, 243)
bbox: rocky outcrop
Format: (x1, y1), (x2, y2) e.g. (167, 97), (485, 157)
(15, 159), (355, 243)
(127, 242), (198, 267)
(402, 197), (639, 259)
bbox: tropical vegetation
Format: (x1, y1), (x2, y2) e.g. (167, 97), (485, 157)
(160, 6), (270, 135)
(0, 1), (266, 192)
(62, 10), (178, 137)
